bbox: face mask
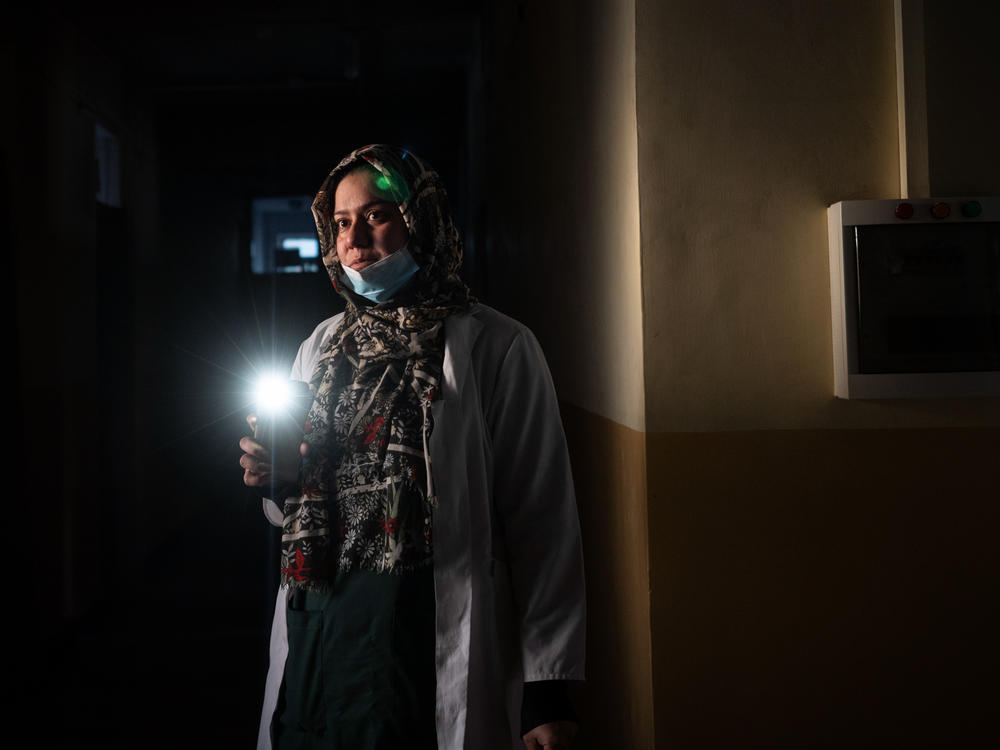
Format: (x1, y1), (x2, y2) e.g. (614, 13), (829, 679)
(340, 246), (420, 303)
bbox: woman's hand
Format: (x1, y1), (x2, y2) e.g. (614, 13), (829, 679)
(239, 414), (308, 487)
(522, 721), (579, 749)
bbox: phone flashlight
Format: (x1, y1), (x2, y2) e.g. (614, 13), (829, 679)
(254, 375), (298, 417)
(251, 376), (313, 487)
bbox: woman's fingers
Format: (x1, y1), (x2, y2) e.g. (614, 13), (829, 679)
(240, 419), (275, 487)
(240, 453), (272, 486)
(240, 452), (271, 474)
(243, 468), (270, 487)
(522, 722), (578, 749)
(241, 414), (304, 486)
(240, 435), (270, 460)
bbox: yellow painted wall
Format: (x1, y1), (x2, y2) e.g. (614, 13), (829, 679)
(484, 0), (644, 432)
(563, 404), (652, 748)
(636, 0), (1000, 432)
(488, 0), (999, 745)
(636, 0), (1000, 745)
(647, 427), (999, 746)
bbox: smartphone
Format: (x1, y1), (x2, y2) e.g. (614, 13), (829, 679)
(253, 379), (314, 478)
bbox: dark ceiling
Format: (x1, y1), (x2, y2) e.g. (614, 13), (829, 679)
(49, 2), (484, 92)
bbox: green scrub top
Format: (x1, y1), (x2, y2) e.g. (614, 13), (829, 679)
(273, 564), (437, 750)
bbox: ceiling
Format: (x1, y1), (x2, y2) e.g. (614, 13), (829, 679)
(51, 1), (484, 92)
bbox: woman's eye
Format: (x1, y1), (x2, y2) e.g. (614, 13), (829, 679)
(366, 210), (382, 221)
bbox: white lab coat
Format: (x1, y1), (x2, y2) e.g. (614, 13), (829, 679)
(257, 303), (586, 750)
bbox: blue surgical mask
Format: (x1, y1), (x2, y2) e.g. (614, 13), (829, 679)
(340, 246), (420, 303)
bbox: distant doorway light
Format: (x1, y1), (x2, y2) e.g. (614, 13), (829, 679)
(282, 236), (319, 258)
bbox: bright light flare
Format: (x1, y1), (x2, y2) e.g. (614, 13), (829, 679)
(254, 375), (293, 415)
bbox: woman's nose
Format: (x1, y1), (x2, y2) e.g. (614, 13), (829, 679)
(346, 219), (371, 247)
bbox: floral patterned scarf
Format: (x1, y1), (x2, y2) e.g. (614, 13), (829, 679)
(280, 145), (472, 591)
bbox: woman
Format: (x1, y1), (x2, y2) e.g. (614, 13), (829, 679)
(239, 144), (586, 750)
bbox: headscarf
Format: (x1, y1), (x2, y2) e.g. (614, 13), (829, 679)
(280, 144), (473, 591)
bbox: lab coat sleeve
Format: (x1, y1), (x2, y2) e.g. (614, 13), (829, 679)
(486, 328), (586, 682)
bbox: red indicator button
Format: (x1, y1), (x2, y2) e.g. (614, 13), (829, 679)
(895, 202), (914, 219)
(932, 202), (950, 219)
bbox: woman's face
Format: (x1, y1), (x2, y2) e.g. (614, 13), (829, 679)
(332, 168), (409, 271)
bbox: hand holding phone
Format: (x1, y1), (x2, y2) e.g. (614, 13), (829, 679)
(240, 378), (313, 491)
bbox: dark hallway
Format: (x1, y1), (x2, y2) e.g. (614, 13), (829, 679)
(7, 3), (484, 745)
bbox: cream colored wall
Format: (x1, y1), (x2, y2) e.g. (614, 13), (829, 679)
(484, 0), (644, 432)
(924, 0), (1000, 196)
(636, 0), (1000, 432)
(637, 2), (1000, 745)
(484, 1), (653, 746)
(488, 1), (998, 745)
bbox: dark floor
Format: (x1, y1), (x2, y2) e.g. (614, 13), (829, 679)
(20, 505), (279, 747)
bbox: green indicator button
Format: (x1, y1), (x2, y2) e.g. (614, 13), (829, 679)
(961, 200), (982, 218)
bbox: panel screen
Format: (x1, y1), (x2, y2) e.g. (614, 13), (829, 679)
(854, 222), (1000, 373)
